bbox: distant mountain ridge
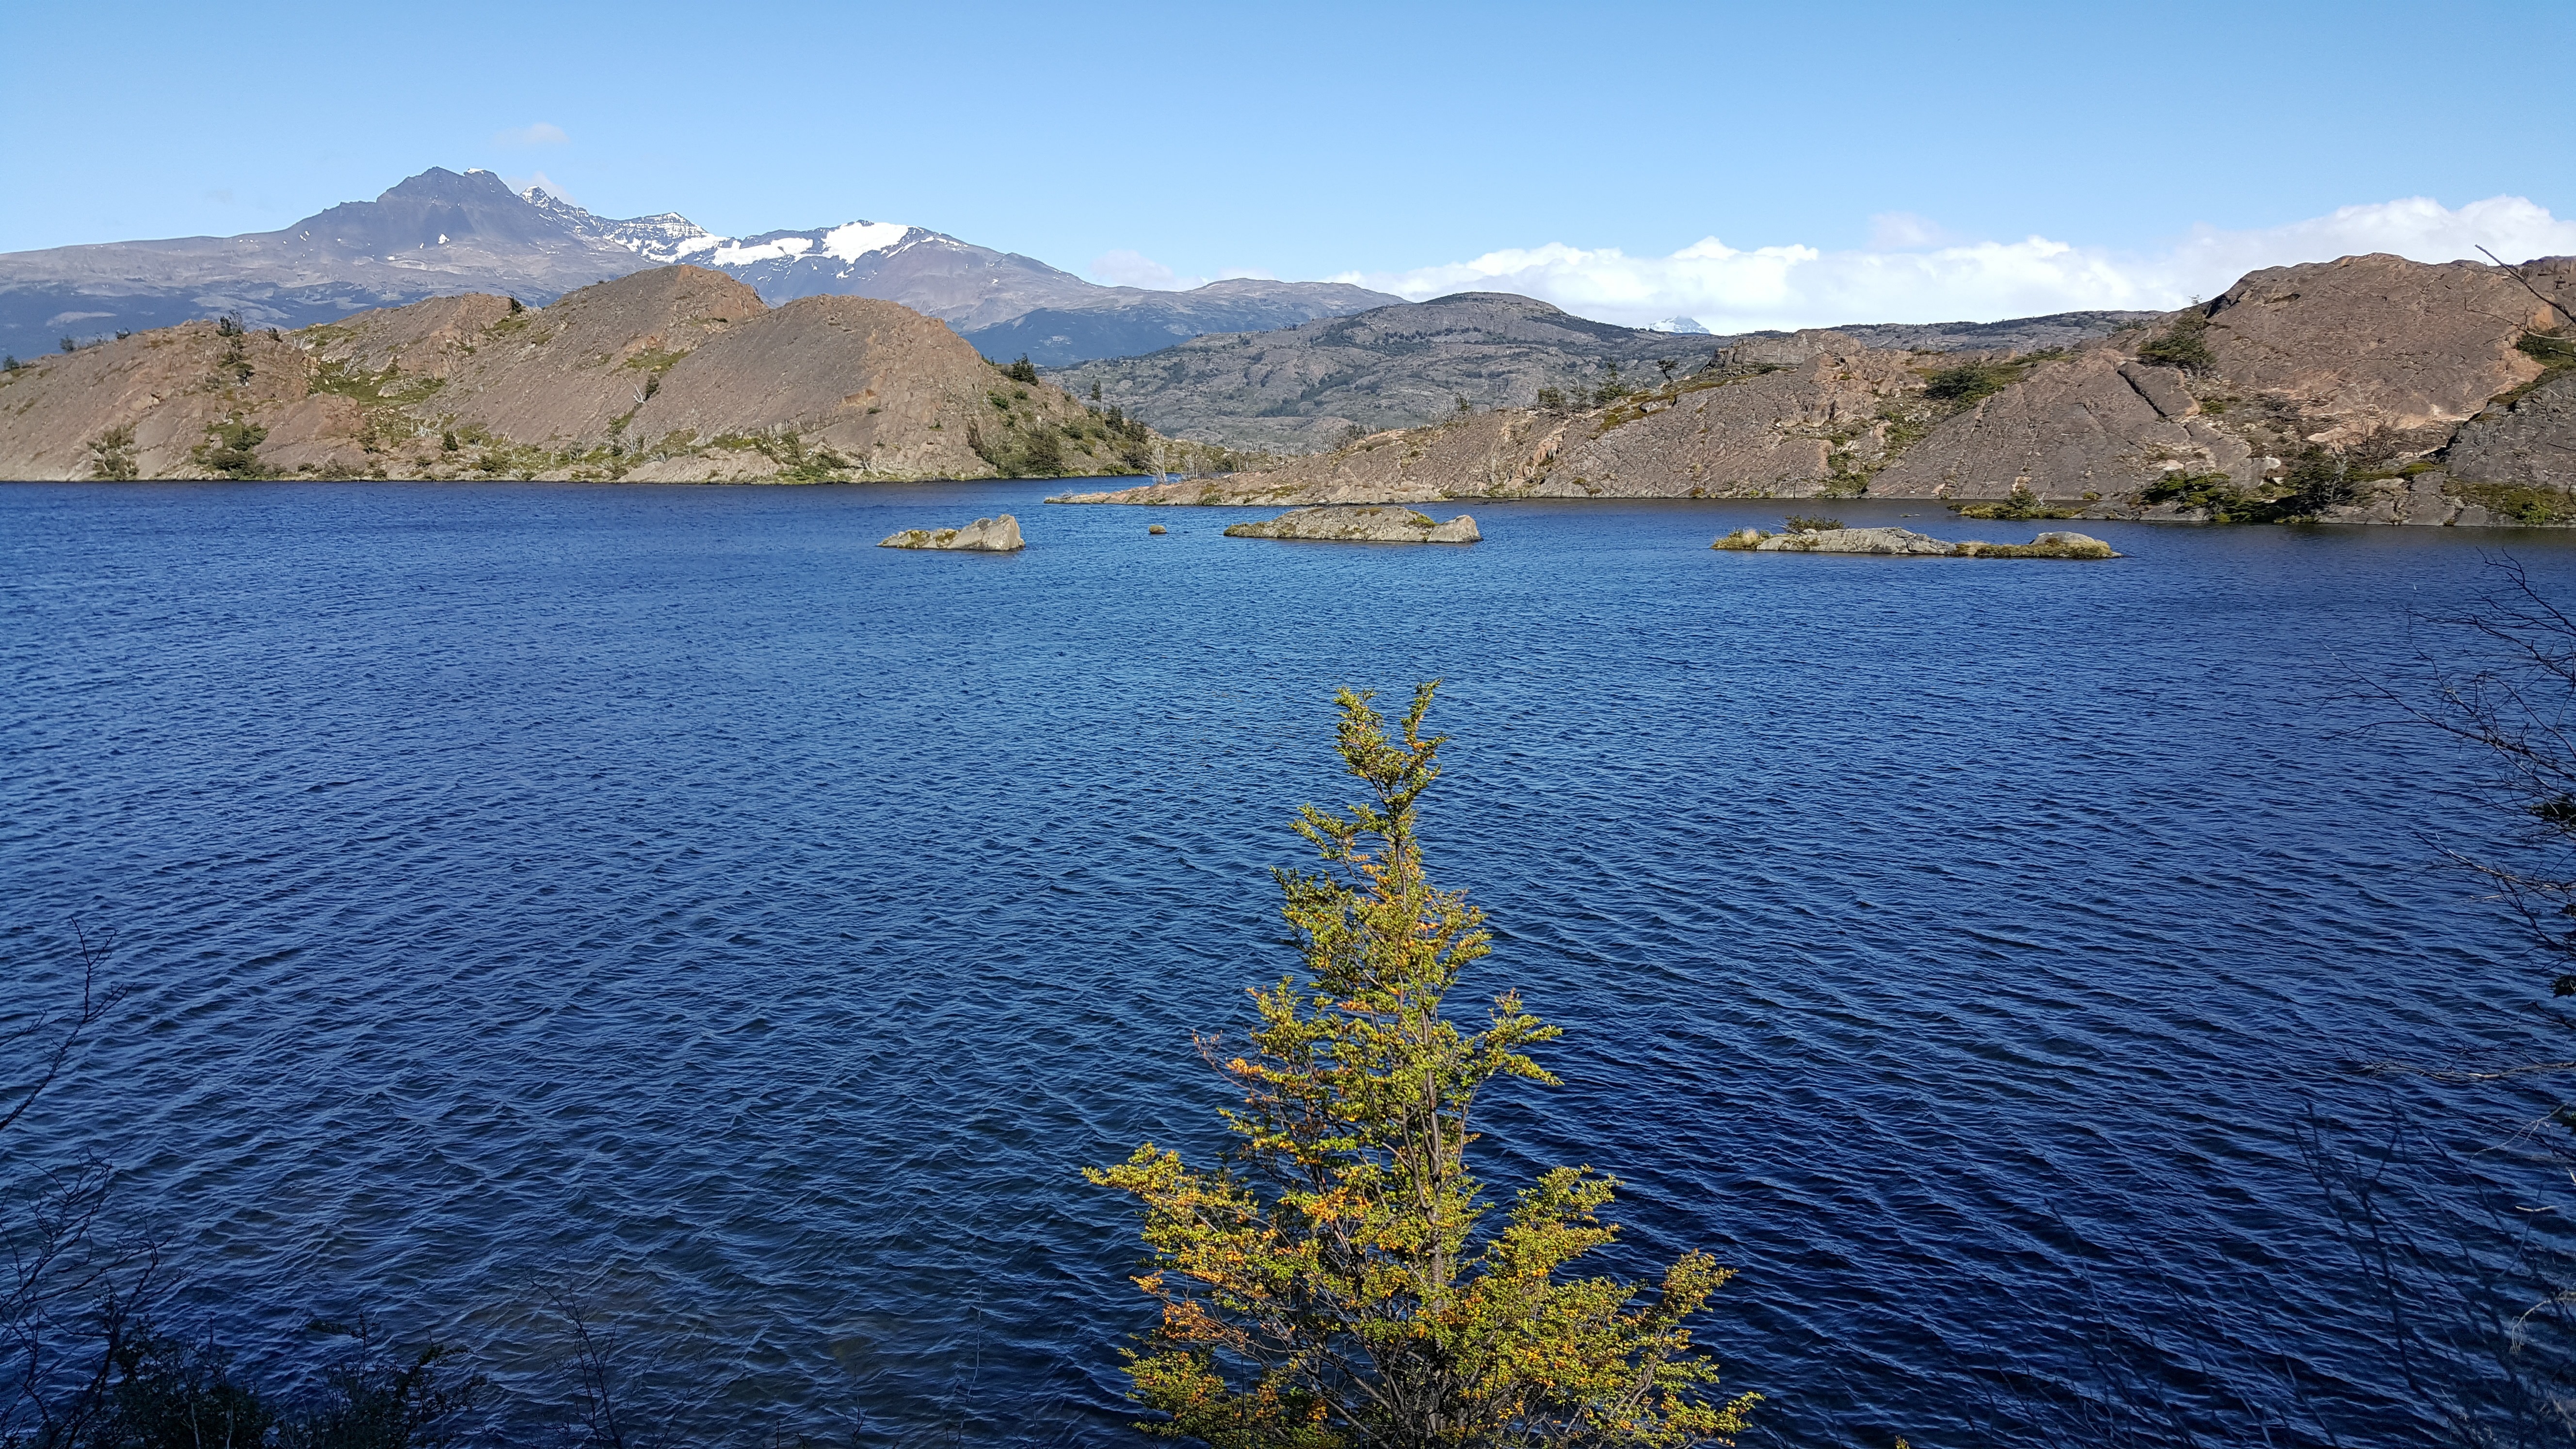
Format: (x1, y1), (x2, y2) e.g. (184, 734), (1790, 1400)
(0, 168), (1398, 364)
(1051, 292), (2159, 453)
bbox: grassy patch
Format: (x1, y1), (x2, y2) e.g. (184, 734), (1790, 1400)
(2137, 314), (2217, 373)
(2449, 480), (2576, 525)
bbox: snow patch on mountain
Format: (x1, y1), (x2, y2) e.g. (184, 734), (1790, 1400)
(521, 187), (718, 265)
(822, 221), (913, 262)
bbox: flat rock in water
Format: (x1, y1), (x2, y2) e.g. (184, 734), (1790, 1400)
(1222, 505), (1480, 544)
(880, 514), (1026, 552)
(1715, 526), (2117, 558)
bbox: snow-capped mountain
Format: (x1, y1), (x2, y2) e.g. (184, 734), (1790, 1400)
(522, 187), (719, 265)
(1647, 315), (1712, 335)
(0, 168), (1401, 365)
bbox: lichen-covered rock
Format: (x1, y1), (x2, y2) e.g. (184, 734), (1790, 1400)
(1715, 526), (2117, 558)
(879, 514), (1025, 551)
(1222, 505), (1480, 543)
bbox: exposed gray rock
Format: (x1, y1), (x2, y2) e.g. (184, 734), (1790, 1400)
(2118, 362), (2197, 419)
(1715, 526), (2117, 558)
(1222, 505), (1480, 544)
(880, 514), (1026, 551)
(2447, 370), (2576, 488)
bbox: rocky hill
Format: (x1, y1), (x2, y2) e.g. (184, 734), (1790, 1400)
(1053, 253), (2576, 526)
(0, 168), (1396, 365)
(1047, 294), (2157, 454)
(0, 266), (1167, 483)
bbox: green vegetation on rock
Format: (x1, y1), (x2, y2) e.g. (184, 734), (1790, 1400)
(2138, 313), (2218, 373)
(193, 416), (269, 479)
(87, 425), (137, 481)
(1087, 684), (1757, 1448)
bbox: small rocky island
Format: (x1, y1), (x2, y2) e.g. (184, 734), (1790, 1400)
(880, 515), (1027, 552)
(1715, 525), (2118, 558)
(1223, 506), (1481, 544)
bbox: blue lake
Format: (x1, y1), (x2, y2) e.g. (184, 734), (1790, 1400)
(5, 481), (2573, 1446)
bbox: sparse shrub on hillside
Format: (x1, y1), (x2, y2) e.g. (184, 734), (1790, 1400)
(1535, 386), (1568, 412)
(193, 417), (268, 479)
(2138, 313), (2218, 374)
(967, 418), (1074, 478)
(59, 336), (75, 354)
(2281, 445), (2359, 516)
(1087, 684), (1759, 1448)
(89, 425), (138, 481)
(215, 314), (245, 338)
(3, 356), (20, 372)
(1592, 359), (1631, 406)
(999, 354), (1040, 384)
(2141, 469), (2257, 519)
(507, 297), (524, 315)
(1923, 360), (2022, 406)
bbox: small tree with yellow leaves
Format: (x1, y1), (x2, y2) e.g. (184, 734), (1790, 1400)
(1087, 682), (1757, 1448)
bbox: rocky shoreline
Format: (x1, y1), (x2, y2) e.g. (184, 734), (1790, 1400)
(1048, 253), (2576, 529)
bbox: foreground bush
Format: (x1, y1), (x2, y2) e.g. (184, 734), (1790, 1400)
(1089, 683), (1757, 1447)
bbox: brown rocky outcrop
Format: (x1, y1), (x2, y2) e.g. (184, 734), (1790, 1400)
(1530, 339), (1917, 498)
(1051, 254), (2576, 525)
(2196, 254), (2572, 449)
(0, 265), (1161, 482)
(1869, 347), (2257, 501)
(1054, 337), (1927, 507)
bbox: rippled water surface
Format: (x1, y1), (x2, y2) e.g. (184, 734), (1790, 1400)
(8, 482), (2576, 1446)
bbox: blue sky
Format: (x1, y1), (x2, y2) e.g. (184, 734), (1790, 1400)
(3, 0), (2569, 328)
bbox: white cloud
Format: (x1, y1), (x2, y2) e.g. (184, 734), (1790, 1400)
(1322, 195), (2576, 333)
(495, 122), (569, 147)
(1091, 249), (1206, 290)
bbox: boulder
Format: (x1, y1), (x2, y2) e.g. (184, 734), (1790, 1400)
(1714, 526), (2117, 558)
(1222, 505), (1481, 544)
(879, 514), (1026, 551)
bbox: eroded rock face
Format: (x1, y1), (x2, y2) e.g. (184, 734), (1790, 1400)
(2198, 254), (2573, 449)
(1870, 348), (2256, 501)
(1531, 344), (1920, 498)
(879, 514), (1025, 551)
(2446, 371), (2576, 489)
(1222, 505), (1480, 544)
